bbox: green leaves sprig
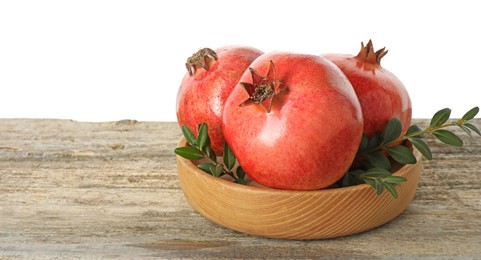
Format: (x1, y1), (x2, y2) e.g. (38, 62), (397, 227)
(174, 123), (246, 184)
(343, 106), (480, 198)
(174, 107), (479, 199)
(342, 168), (407, 199)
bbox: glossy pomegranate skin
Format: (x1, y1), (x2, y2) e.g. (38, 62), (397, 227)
(323, 52), (412, 138)
(222, 52), (363, 190)
(176, 46), (263, 154)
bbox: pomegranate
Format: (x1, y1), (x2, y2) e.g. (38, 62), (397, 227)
(323, 40), (412, 137)
(222, 52), (363, 190)
(176, 46), (263, 154)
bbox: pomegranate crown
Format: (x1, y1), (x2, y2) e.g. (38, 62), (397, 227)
(185, 48), (218, 76)
(356, 40), (388, 65)
(239, 60), (284, 113)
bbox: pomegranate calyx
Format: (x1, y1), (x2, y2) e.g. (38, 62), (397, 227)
(356, 40), (388, 65)
(185, 48), (218, 76)
(239, 60), (284, 113)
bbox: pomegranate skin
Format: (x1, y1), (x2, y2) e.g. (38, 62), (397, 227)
(222, 52), (363, 190)
(176, 46), (263, 154)
(323, 50), (412, 138)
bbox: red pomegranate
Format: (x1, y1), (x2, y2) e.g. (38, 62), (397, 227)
(222, 52), (363, 190)
(323, 40), (412, 137)
(176, 46), (263, 154)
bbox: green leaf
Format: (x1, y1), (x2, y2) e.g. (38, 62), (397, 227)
(408, 138), (433, 160)
(358, 134), (369, 153)
(430, 108), (451, 128)
(383, 118), (402, 144)
(199, 163), (224, 177)
(197, 123), (208, 151)
(361, 168), (392, 178)
(432, 130), (463, 147)
(464, 123), (481, 136)
(198, 163), (216, 174)
(462, 106), (479, 121)
(363, 178), (377, 191)
(384, 182), (398, 199)
(383, 175), (407, 185)
(375, 179), (384, 195)
(387, 145), (417, 164)
(209, 164), (224, 177)
(235, 178), (246, 185)
(406, 124), (426, 138)
(236, 167), (246, 180)
(367, 134), (383, 150)
(205, 146), (217, 162)
(361, 169), (406, 198)
(459, 125), (472, 137)
(223, 143), (236, 171)
(341, 170), (363, 187)
(181, 125), (197, 146)
(341, 173), (355, 187)
(174, 146), (205, 160)
(365, 151), (391, 170)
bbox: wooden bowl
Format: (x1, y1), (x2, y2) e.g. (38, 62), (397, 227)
(176, 138), (422, 240)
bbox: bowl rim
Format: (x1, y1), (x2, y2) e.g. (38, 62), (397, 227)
(176, 137), (422, 195)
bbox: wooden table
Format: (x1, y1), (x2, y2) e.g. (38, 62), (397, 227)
(1, 119), (480, 259)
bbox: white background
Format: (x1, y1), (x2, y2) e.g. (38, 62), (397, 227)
(1, 0), (480, 122)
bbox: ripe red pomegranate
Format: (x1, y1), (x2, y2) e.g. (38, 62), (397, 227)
(222, 52), (363, 190)
(177, 46), (263, 154)
(323, 40), (412, 137)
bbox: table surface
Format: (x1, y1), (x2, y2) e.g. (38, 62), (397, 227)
(1, 119), (480, 259)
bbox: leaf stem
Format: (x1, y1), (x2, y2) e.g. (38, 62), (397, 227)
(364, 121), (461, 155)
(199, 150), (235, 178)
(400, 121), (458, 141)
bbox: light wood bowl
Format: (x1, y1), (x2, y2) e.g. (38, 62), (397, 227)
(176, 138), (422, 240)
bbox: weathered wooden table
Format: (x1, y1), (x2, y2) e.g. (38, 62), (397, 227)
(1, 119), (480, 259)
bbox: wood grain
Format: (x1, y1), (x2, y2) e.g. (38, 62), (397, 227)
(1, 119), (481, 258)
